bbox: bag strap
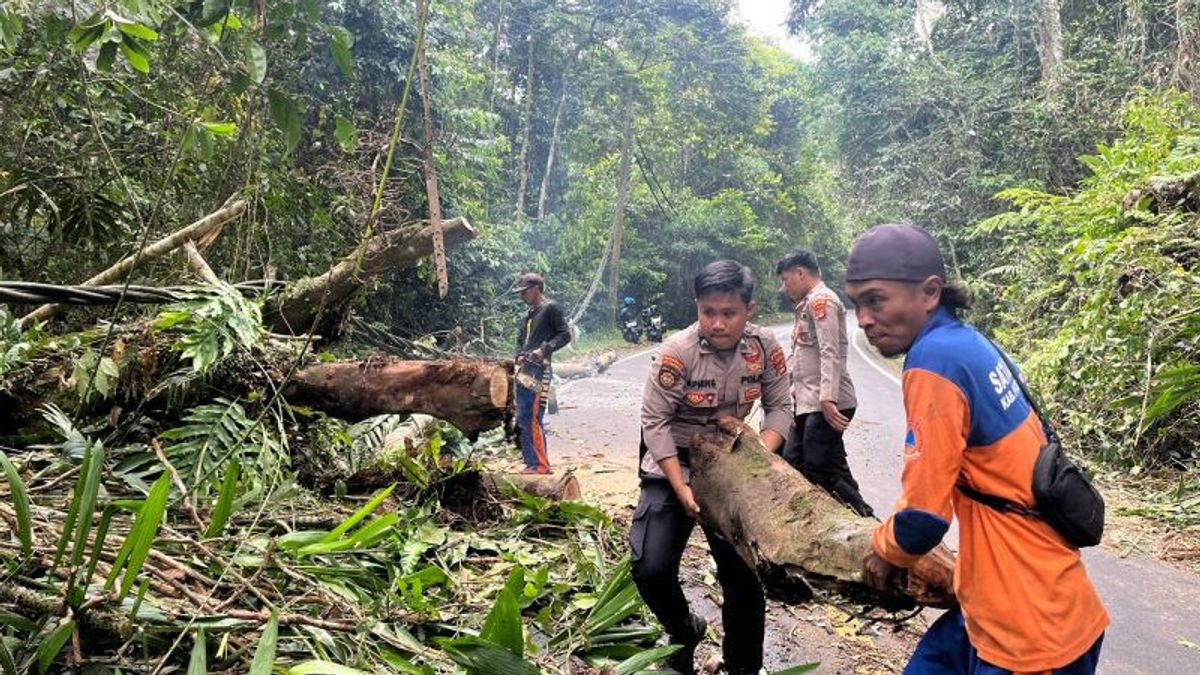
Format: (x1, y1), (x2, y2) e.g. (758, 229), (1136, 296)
(957, 480), (1040, 517)
(985, 336), (1060, 445)
(955, 335), (1051, 518)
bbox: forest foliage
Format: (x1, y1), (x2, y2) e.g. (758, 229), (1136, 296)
(1, 0), (1199, 671)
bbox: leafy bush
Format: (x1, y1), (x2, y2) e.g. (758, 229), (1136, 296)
(975, 90), (1200, 468)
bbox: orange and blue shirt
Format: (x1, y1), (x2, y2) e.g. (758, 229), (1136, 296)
(871, 307), (1109, 672)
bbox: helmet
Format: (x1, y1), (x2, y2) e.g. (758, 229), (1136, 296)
(623, 296), (635, 306)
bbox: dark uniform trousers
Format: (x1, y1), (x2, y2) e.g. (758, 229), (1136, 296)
(629, 477), (765, 672)
(781, 408), (873, 517)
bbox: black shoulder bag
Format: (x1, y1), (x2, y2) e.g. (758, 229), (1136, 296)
(956, 342), (1105, 548)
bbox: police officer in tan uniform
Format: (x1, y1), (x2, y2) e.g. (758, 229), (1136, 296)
(776, 251), (872, 516)
(631, 260), (792, 675)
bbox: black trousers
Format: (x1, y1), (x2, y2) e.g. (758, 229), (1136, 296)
(629, 480), (765, 672)
(781, 409), (874, 517)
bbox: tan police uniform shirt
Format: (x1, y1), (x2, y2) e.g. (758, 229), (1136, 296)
(790, 282), (856, 414)
(640, 322), (793, 480)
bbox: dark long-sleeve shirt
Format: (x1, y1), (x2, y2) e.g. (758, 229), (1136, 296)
(516, 300), (571, 361)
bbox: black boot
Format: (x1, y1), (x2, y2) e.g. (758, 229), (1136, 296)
(664, 613), (707, 675)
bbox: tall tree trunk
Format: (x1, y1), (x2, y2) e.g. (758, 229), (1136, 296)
(1173, 0), (1200, 97)
(415, 0), (448, 298)
(486, 4), (506, 113)
(605, 108), (635, 328)
(1035, 0), (1065, 86)
(535, 82), (568, 221)
(515, 31), (535, 217)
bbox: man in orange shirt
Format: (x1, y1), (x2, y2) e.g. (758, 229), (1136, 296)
(846, 224), (1108, 674)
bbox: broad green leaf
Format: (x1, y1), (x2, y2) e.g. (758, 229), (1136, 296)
(205, 458), (240, 537)
(0, 450), (32, 556)
(334, 115), (357, 152)
(247, 613), (279, 675)
(68, 23), (106, 51)
(188, 629), (207, 675)
(268, 90), (301, 153)
(613, 645), (681, 675)
(116, 21), (158, 42)
(288, 661), (372, 675)
(35, 618), (74, 675)
(119, 36), (150, 73)
(201, 121), (238, 137)
(330, 41), (354, 78)
(439, 636), (539, 675)
(481, 568), (525, 656)
(246, 40), (266, 84)
(97, 41), (118, 71)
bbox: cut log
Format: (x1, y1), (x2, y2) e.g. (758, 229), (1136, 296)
(490, 472), (581, 500)
(552, 351), (617, 380)
(263, 216), (476, 338)
(689, 417), (956, 610)
(283, 357), (512, 439)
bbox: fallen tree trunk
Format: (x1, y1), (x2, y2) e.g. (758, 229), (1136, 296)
(689, 417), (956, 610)
(552, 351), (617, 380)
(264, 216), (476, 338)
(283, 357), (512, 440)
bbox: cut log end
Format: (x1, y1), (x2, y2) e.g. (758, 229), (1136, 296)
(489, 366), (510, 408)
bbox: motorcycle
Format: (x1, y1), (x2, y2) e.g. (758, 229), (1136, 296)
(641, 305), (664, 342)
(621, 313), (642, 344)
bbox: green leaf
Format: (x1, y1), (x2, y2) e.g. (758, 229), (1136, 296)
(268, 90), (302, 153)
(0, 450), (32, 557)
(188, 629), (207, 675)
(768, 665), (820, 675)
(320, 483), (396, 543)
(439, 636), (540, 675)
(68, 22), (106, 51)
(116, 21), (158, 42)
(201, 121), (238, 137)
(330, 41), (354, 78)
(119, 36), (150, 73)
(247, 613), (279, 675)
(334, 115), (357, 152)
(96, 41), (118, 71)
(69, 443), (105, 570)
(0, 636), (15, 675)
(246, 40), (267, 84)
(205, 458), (240, 537)
(288, 661), (373, 675)
(105, 472), (171, 599)
(481, 568), (525, 656)
(35, 618), (74, 675)
(613, 645), (681, 675)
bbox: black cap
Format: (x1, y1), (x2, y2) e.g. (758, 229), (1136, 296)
(845, 223), (946, 282)
(510, 272), (544, 293)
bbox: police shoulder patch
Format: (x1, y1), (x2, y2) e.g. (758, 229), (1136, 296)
(657, 353), (685, 389)
(769, 345), (787, 376)
(811, 297), (829, 321)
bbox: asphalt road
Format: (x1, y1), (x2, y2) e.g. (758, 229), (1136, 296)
(547, 319), (1200, 673)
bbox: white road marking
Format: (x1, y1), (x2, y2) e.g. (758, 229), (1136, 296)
(848, 316), (901, 387)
